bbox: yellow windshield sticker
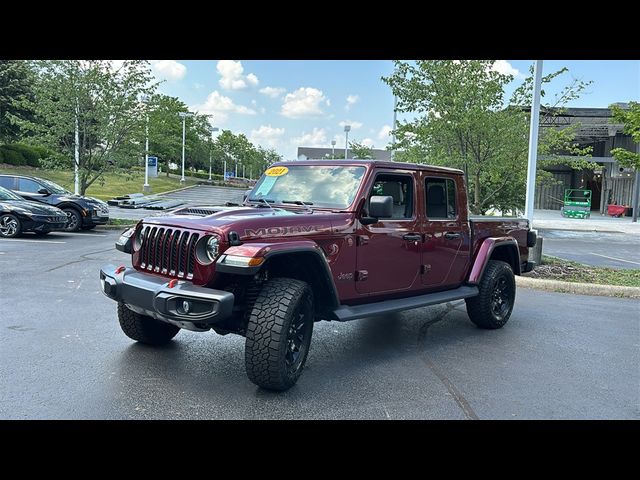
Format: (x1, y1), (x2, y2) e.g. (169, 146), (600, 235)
(265, 166), (289, 177)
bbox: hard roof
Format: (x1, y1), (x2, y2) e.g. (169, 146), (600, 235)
(275, 159), (464, 174)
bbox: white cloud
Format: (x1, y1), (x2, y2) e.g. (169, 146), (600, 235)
(361, 138), (376, 148)
(491, 60), (521, 78)
(250, 125), (285, 148)
(191, 90), (256, 124)
(281, 87), (327, 118)
(194, 82), (204, 90)
(150, 60), (187, 81)
(259, 86), (286, 98)
(292, 128), (328, 147)
(377, 125), (392, 140)
(339, 120), (363, 130)
(216, 60), (259, 90)
(345, 94), (359, 110)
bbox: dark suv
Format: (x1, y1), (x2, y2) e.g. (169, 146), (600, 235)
(0, 174), (109, 231)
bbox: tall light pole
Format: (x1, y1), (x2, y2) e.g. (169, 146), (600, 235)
(178, 111), (194, 185)
(331, 140), (336, 159)
(391, 93), (398, 161)
(344, 125), (351, 160)
(140, 94), (151, 193)
(524, 60), (544, 222)
(74, 99), (79, 195)
(209, 127), (219, 183)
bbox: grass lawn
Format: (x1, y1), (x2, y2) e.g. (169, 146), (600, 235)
(0, 164), (198, 200)
(524, 255), (640, 288)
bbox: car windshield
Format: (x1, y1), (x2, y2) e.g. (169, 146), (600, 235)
(248, 165), (366, 209)
(0, 186), (23, 201)
(37, 178), (70, 194)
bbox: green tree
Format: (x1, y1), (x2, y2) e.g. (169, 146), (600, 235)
(383, 60), (592, 214)
(0, 60), (36, 143)
(19, 60), (157, 195)
(349, 141), (375, 159)
(610, 102), (640, 170)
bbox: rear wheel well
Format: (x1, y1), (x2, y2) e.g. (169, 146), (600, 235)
(489, 245), (520, 275)
(262, 252), (337, 315)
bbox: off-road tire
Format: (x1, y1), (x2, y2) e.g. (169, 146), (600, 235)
(0, 214), (21, 238)
(117, 302), (180, 345)
(63, 208), (82, 232)
(465, 260), (515, 329)
(245, 277), (314, 391)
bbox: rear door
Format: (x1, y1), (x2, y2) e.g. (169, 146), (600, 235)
(421, 175), (470, 288)
(0, 176), (16, 190)
(355, 169), (422, 295)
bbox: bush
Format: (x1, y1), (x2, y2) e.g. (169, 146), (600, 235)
(0, 143), (53, 167)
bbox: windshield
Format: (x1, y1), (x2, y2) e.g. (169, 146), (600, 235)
(37, 178), (70, 194)
(249, 165), (366, 209)
(0, 186), (23, 201)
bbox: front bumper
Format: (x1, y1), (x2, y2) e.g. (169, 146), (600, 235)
(99, 264), (234, 329)
(23, 219), (68, 232)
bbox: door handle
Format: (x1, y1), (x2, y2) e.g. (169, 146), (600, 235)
(444, 232), (461, 240)
(403, 233), (422, 242)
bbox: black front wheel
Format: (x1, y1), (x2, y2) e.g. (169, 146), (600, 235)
(245, 277), (314, 391)
(63, 208), (82, 232)
(465, 260), (515, 329)
(0, 214), (22, 238)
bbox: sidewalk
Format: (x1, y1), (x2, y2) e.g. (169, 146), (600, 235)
(532, 209), (640, 234)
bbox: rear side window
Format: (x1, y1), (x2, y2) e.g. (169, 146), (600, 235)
(425, 177), (457, 219)
(0, 176), (15, 189)
(17, 178), (42, 193)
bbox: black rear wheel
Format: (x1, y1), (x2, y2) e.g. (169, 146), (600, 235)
(465, 260), (515, 329)
(0, 214), (21, 238)
(245, 277), (314, 391)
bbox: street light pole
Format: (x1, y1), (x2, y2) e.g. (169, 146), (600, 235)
(209, 127), (219, 184)
(344, 125), (351, 160)
(74, 100), (79, 195)
(141, 94), (150, 193)
(524, 60), (544, 222)
(178, 111), (194, 185)
(331, 140), (336, 159)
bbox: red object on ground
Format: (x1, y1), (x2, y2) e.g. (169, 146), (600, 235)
(607, 205), (628, 217)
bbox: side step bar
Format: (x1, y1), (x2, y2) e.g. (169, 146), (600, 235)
(330, 285), (479, 322)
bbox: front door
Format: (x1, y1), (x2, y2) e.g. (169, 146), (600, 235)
(14, 177), (49, 204)
(356, 170), (422, 295)
(421, 176), (469, 288)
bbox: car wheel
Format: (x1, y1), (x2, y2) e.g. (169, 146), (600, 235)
(0, 214), (22, 238)
(244, 277), (314, 391)
(465, 260), (515, 329)
(63, 208), (82, 232)
(117, 302), (180, 345)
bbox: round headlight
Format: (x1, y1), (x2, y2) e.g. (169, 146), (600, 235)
(195, 235), (220, 265)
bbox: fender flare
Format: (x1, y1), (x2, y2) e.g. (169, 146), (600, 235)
(215, 240), (340, 310)
(467, 237), (521, 285)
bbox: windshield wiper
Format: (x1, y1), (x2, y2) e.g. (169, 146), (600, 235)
(281, 200), (313, 212)
(245, 197), (276, 213)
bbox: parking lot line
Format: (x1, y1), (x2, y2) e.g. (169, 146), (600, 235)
(589, 252), (640, 266)
(54, 232), (108, 237)
(1, 239), (66, 244)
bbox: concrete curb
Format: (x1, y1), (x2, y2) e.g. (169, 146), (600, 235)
(516, 276), (640, 299)
(535, 226), (625, 234)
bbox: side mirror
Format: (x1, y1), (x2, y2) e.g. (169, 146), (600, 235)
(369, 195), (393, 218)
(37, 188), (50, 196)
(243, 189), (252, 202)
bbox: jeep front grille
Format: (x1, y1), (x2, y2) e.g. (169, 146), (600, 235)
(139, 226), (199, 279)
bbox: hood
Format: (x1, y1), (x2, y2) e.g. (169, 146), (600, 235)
(142, 204), (355, 240)
(2, 200), (65, 215)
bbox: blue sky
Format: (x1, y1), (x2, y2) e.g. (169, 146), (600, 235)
(149, 60), (639, 160)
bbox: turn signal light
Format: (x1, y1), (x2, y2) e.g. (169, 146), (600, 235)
(115, 265), (126, 274)
(168, 279), (178, 289)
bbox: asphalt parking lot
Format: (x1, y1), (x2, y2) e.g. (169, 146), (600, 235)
(1, 230), (638, 419)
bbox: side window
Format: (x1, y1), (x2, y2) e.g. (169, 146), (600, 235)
(0, 176), (15, 189)
(17, 178), (42, 193)
(426, 177), (457, 219)
(369, 174), (414, 219)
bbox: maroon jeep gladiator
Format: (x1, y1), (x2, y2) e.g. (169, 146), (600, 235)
(100, 160), (536, 391)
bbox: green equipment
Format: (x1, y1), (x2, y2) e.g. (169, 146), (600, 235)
(560, 189), (592, 219)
